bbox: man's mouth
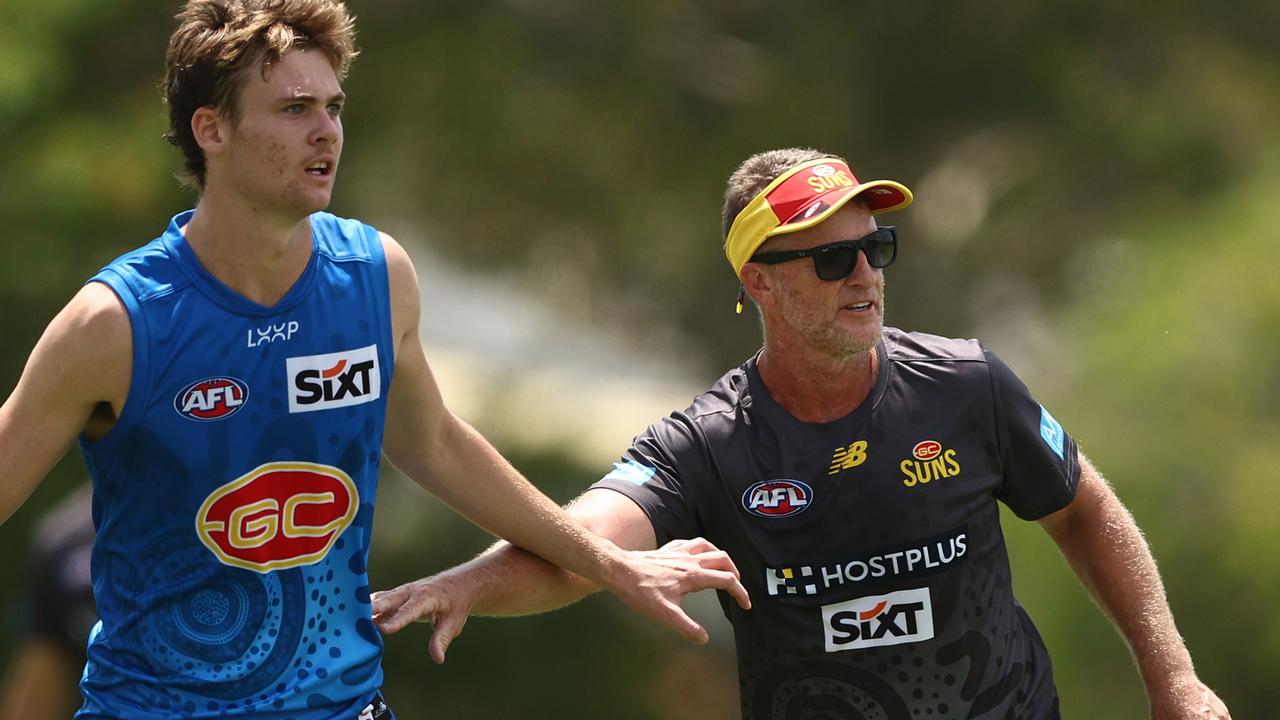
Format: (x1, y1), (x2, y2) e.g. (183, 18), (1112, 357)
(844, 301), (874, 312)
(306, 161), (333, 176)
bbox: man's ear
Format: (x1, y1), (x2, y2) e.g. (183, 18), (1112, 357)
(740, 264), (774, 308)
(191, 107), (227, 156)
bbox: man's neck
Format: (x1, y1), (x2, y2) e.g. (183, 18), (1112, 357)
(183, 188), (315, 307)
(756, 336), (879, 424)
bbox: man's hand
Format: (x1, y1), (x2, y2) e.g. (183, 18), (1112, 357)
(372, 572), (475, 664)
(1150, 670), (1230, 719)
(372, 537), (752, 661)
(601, 537), (752, 646)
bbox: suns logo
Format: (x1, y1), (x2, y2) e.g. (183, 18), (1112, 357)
(900, 440), (961, 488)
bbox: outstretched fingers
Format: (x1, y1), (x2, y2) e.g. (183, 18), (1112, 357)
(693, 565), (752, 611)
(656, 599), (711, 645)
(370, 584), (428, 634)
(427, 608), (469, 664)
(656, 537), (752, 610)
(610, 536), (752, 644)
(371, 577), (474, 662)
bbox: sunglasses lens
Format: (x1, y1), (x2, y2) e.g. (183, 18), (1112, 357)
(813, 246), (859, 281)
(864, 231), (897, 268)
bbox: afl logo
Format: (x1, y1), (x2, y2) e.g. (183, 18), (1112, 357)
(912, 440), (943, 461)
(742, 480), (813, 518)
(174, 377), (248, 421)
(196, 462), (358, 573)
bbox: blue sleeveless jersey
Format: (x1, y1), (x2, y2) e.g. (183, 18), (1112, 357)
(76, 211), (395, 718)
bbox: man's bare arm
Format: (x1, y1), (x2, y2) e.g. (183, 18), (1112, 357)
(1039, 455), (1230, 720)
(0, 283), (130, 525)
(374, 234), (748, 647)
(371, 489), (736, 663)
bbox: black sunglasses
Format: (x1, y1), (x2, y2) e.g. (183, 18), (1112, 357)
(749, 226), (897, 281)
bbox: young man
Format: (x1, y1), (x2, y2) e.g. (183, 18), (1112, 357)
(0, 1), (747, 717)
(372, 149), (1232, 719)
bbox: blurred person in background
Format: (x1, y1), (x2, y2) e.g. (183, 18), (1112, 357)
(0, 0), (747, 717)
(373, 148), (1231, 720)
(0, 484), (95, 720)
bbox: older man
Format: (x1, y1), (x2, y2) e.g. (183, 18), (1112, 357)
(373, 148), (1229, 720)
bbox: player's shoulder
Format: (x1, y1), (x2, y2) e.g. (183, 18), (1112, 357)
(883, 326), (987, 364)
(309, 211), (383, 262)
(94, 232), (188, 304)
(63, 280), (132, 341)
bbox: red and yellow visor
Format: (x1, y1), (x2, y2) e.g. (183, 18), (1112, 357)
(724, 158), (913, 279)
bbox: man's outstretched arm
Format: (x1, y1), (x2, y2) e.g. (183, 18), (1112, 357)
(371, 489), (727, 663)
(376, 234), (749, 649)
(1039, 455), (1230, 720)
(373, 486), (727, 661)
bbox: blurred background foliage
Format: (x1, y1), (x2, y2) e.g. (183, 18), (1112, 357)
(2, 0), (1276, 717)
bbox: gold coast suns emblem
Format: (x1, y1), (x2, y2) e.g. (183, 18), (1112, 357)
(901, 440), (961, 487)
(196, 461), (358, 573)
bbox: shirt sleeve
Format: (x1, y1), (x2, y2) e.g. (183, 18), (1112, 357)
(589, 412), (708, 545)
(986, 350), (1081, 519)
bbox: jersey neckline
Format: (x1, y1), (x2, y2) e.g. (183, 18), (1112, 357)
(743, 335), (891, 429)
(160, 209), (321, 317)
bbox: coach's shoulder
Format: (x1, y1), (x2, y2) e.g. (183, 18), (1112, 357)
(883, 326), (984, 363)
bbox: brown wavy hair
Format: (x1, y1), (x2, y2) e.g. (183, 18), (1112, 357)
(162, 0), (358, 189)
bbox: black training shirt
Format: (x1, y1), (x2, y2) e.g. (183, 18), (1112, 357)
(593, 328), (1080, 720)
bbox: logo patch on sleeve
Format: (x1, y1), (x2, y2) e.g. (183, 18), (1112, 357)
(602, 460), (656, 486)
(1039, 404), (1065, 459)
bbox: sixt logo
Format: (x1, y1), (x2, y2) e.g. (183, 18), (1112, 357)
(174, 377), (248, 421)
(287, 345), (380, 414)
(195, 461), (358, 573)
(247, 320), (300, 348)
(742, 480), (813, 518)
(901, 439), (961, 488)
(821, 587), (934, 651)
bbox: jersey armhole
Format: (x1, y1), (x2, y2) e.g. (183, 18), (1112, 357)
(79, 272), (149, 451)
(366, 225), (397, 391)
